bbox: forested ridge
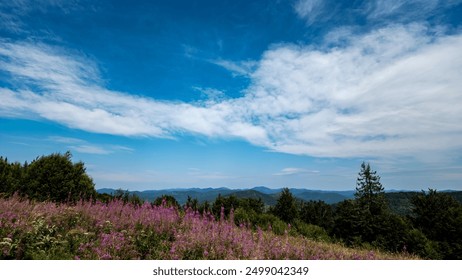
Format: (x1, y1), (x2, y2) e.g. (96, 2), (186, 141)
(1, 152), (461, 259)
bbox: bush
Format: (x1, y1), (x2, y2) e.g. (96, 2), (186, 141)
(233, 207), (254, 226)
(405, 229), (441, 259)
(250, 213), (287, 235)
(293, 219), (330, 242)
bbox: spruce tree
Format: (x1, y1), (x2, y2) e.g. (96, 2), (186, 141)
(351, 162), (391, 246)
(273, 188), (298, 223)
(355, 162), (387, 215)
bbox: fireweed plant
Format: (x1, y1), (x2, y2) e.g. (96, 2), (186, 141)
(0, 195), (416, 260)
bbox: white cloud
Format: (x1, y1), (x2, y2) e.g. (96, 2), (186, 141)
(363, 0), (462, 21)
(0, 0), (86, 38)
(293, 1), (462, 26)
(1, 23), (462, 165)
(48, 136), (84, 144)
(239, 24), (462, 160)
(209, 59), (257, 77)
(69, 145), (112, 155)
(274, 167), (320, 176)
(47, 135), (133, 155)
(192, 87), (228, 104)
(293, 0), (328, 24)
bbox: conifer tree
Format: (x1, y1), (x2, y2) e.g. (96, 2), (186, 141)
(273, 188), (298, 223)
(355, 162), (387, 215)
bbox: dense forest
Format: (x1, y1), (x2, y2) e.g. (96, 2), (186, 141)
(1, 152), (462, 259)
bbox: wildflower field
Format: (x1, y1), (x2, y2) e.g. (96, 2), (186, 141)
(0, 195), (416, 260)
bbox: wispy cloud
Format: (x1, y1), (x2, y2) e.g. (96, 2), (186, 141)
(293, 0), (330, 25)
(48, 136), (85, 144)
(48, 136), (133, 155)
(274, 167), (320, 176)
(363, 0), (462, 21)
(293, 0), (462, 26)
(192, 87), (228, 103)
(0, 0), (86, 34)
(209, 59), (257, 77)
(68, 145), (112, 155)
(1, 22), (462, 165)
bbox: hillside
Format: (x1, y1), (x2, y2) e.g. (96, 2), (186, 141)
(0, 195), (417, 260)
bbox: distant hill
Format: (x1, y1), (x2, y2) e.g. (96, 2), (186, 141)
(223, 189), (277, 205)
(97, 187), (355, 205)
(97, 187), (462, 213)
(250, 186), (280, 195)
(295, 190), (354, 204)
(99, 188), (237, 205)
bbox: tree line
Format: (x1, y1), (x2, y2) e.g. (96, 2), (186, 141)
(1, 152), (461, 259)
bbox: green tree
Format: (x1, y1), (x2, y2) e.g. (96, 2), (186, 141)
(299, 200), (334, 231)
(355, 162), (387, 215)
(212, 194), (240, 219)
(0, 157), (22, 196)
(113, 189), (144, 206)
(185, 196), (199, 210)
(198, 200), (211, 215)
(153, 195), (179, 209)
(354, 162), (391, 245)
(21, 151), (96, 202)
(239, 197), (265, 214)
(410, 189), (462, 259)
(272, 188), (298, 223)
(333, 199), (365, 245)
(333, 162), (408, 252)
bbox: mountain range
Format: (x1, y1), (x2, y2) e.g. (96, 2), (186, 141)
(97, 187), (462, 212)
(97, 186), (356, 205)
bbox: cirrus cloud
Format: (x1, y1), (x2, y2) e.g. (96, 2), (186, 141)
(1, 23), (462, 164)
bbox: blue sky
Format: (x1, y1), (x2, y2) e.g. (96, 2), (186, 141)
(1, 0), (462, 191)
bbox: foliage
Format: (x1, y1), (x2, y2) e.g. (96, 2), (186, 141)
(410, 189), (462, 259)
(385, 192), (418, 216)
(405, 228), (441, 259)
(185, 196), (199, 211)
(272, 188), (298, 223)
(211, 194), (240, 220)
(332, 199), (364, 245)
(299, 200), (334, 231)
(355, 162), (387, 215)
(153, 195), (180, 209)
(0, 152), (96, 203)
(332, 163), (411, 253)
(0, 157), (23, 195)
(292, 219), (331, 242)
(4, 153), (460, 260)
(238, 197), (265, 214)
(111, 189), (144, 206)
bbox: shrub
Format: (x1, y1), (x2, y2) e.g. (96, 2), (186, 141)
(293, 219), (330, 242)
